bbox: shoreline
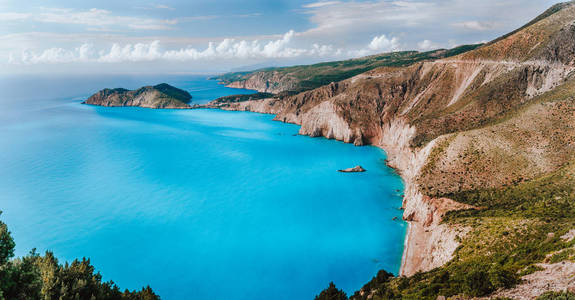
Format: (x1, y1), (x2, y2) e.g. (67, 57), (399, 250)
(399, 222), (411, 275)
(209, 99), (422, 276)
(207, 98), (469, 277)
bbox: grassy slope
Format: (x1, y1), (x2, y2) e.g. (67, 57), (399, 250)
(215, 45), (481, 94)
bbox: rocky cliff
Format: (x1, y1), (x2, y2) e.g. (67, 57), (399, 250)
(209, 2), (575, 293)
(83, 83), (192, 109)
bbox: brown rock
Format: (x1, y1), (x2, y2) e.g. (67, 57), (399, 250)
(338, 166), (366, 173)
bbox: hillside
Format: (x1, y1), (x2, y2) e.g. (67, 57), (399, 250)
(83, 83), (192, 109)
(213, 45), (481, 94)
(210, 2), (575, 298)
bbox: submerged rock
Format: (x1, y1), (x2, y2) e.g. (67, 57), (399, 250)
(337, 165), (366, 173)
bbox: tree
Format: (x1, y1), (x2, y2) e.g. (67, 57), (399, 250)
(0, 212), (15, 265)
(2, 252), (42, 300)
(315, 282), (348, 300)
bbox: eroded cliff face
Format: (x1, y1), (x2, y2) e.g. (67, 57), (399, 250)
(208, 1), (575, 279)
(223, 71), (298, 94)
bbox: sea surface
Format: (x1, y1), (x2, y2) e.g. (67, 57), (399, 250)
(0, 75), (405, 300)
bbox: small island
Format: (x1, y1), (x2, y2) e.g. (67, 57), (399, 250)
(83, 83), (192, 109)
(338, 166), (366, 173)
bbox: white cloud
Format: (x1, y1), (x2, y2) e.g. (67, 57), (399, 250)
(303, 1), (340, 8)
(154, 4), (174, 10)
(452, 21), (498, 31)
(417, 39), (440, 51)
(8, 31), (407, 65)
(0, 7), (178, 30)
(348, 34), (401, 57)
(368, 34), (400, 51)
(301, 0), (435, 36)
(8, 31), (348, 64)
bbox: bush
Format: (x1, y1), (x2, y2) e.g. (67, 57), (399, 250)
(488, 264), (518, 289)
(537, 291), (575, 300)
(463, 266), (493, 297)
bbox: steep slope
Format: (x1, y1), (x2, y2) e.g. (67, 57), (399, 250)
(214, 45), (481, 94)
(210, 2), (575, 297)
(83, 83), (192, 109)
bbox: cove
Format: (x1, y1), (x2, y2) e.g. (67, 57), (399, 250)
(0, 75), (406, 300)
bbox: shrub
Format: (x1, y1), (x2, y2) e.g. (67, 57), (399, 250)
(537, 291), (575, 300)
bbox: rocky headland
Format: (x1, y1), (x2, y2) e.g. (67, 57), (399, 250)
(83, 83), (192, 109)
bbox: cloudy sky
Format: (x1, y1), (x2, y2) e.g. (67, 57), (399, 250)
(0, 0), (561, 74)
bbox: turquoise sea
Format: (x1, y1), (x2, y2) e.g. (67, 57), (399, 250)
(0, 75), (405, 299)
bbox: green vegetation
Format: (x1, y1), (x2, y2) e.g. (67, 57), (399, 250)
(210, 92), (274, 105)
(314, 282), (347, 300)
(0, 212), (159, 300)
(215, 44), (482, 94)
(153, 83), (192, 103)
(537, 291), (575, 300)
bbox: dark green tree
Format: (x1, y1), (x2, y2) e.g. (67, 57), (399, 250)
(315, 282), (348, 300)
(0, 212), (15, 265)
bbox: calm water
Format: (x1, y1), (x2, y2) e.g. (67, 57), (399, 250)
(0, 75), (405, 300)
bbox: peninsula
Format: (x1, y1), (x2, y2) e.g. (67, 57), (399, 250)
(83, 83), (192, 109)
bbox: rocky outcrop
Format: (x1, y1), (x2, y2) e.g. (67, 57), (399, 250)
(83, 83), (192, 109)
(209, 97), (284, 114)
(492, 261), (575, 299)
(338, 166), (366, 173)
(223, 71), (298, 93)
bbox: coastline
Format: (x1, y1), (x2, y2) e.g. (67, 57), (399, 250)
(207, 99), (436, 276)
(85, 91), (467, 277)
(205, 96), (478, 277)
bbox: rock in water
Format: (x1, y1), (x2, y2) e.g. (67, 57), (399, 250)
(338, 165), (366, 173)
(83, 83), (192, 109)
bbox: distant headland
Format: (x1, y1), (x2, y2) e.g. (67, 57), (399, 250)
(83, 83), (192, 109)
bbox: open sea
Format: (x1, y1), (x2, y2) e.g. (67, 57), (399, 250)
(0, 74), (405, 300)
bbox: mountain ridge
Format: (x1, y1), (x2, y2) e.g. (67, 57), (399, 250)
(213, 45), (482, 94)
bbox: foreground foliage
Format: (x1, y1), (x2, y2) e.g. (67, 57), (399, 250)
(315, 282), (347, 300)
(0, 213), (159, 300)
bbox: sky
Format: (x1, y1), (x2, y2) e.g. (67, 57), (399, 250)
(0, 0), (562, 74)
